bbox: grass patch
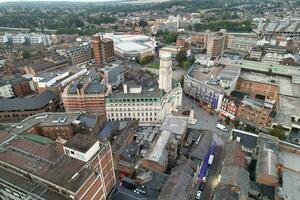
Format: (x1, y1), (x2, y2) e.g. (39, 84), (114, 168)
(148, 63), (160, 69)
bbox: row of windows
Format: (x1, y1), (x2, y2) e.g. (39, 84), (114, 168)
(108, 112), (158, 118)
(107, 103), (157, 107)
(108, 97), (159, 103)
(108, 107), (158, 111)
(108, 117), (157, 122)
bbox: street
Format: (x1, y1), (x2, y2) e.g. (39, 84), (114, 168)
(201, 146), (224, 200)
(182, 95), (230, 200)
(182, 94), (232, 144)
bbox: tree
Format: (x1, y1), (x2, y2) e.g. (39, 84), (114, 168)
(22, 50), (30, 59)
(234, 119), (240, 127)
(139, 55), (153, 65)
(181, 60), (189, 70)
(176, 50), (187, 65)
(179, 75), (184, 87)
(138, 19), (148, 28)
(188, 55), (195, 66)
(270, 125), (286, 140)
(225, 116), (230, 125)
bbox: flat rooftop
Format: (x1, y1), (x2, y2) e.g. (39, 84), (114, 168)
(9, 112), (82, 135)
(36, 69), (68, 83)
(221, 59), (299, 77)
(64, 134), (98, 153)
(0, 166), (68, 200)
(160, 115), (188, 137)
(0, 131), (92, 193)
(115, 42), (150, 52)
(186, 63), (240, 93)
(108, 88), (162, 99)
(275, 96), (300, 128)
(282, 170), (300, 200)
(239, 71), (300, 98)
(104, 33), (151, 43)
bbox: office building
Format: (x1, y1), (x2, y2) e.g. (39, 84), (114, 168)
(9, 112), (103, 140)
(105, 53), (182, 125)
(184, 64), (240, 111)
(65, 44), (93, 65)
(91, 35), (114, 65)
(207, 31), (227, 57)
(100, 63), (124, 88)
(226, 34), (258, 52)
(62, 70), (110, 114)
(235, 79), (279, 129)
(0, 131), (115, 200)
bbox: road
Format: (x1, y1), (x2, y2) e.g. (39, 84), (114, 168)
(182, 95), (230, 200)
(201, 146), (224, 200)
(182, 94), (232, 144)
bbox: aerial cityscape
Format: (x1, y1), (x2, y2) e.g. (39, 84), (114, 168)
(0, 0), (299, 200)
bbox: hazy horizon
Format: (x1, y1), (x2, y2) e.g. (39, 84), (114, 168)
(0, 0), (123, 2)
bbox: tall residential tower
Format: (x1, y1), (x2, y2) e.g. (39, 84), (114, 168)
(92, 34), (115, 65)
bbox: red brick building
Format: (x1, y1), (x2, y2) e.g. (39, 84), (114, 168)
(0, 131), (116, 200)
(219, 96), (238, 120)
(92, 35), (115, 65)
(0, 90), (60, 122)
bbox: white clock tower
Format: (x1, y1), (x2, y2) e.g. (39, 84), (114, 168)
(159, 52), (172, 92)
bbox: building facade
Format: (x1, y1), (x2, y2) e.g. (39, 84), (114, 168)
(0, 90), (60, 122)
(219, 96), (238, 120)
(227, 35), (258, 52)
(91, 35), (115, 65)
(105, 53), (182, 125)
(66, 44), (93, 65)
(207, 31), (226, 57)
(62, 72), (110, 114)
(0, 131), (115, 200)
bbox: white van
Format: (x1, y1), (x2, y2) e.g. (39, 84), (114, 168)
(216, 123), (227, 131)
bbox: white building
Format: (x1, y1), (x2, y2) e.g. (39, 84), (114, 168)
(11, 34), (26, 46)
(0, 33), (51, 47)
(33, 70), (70, 88)
(29, 34), (51, 46)
(103, 33), (156, 61)
(105, 53), (182, 125)
(0, 35), (9, 44)
(0, 84), (14, 98)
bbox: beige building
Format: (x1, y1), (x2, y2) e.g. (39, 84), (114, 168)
(206, 31), (226, 57)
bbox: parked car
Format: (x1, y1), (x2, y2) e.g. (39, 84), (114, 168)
(199, 182), (205, 191)
(195, 190), (202, 200)
(216, 123), (227, 131)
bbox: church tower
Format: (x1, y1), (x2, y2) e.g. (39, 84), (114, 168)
(159, 52), (172, 92)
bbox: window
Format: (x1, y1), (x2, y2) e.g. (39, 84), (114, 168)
(71, 151), (75, 154)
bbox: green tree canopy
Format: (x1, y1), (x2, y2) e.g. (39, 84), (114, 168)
(22, 50), (30, 59)
(176, 50), (187, 64)
(270, 125), (286, 140)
